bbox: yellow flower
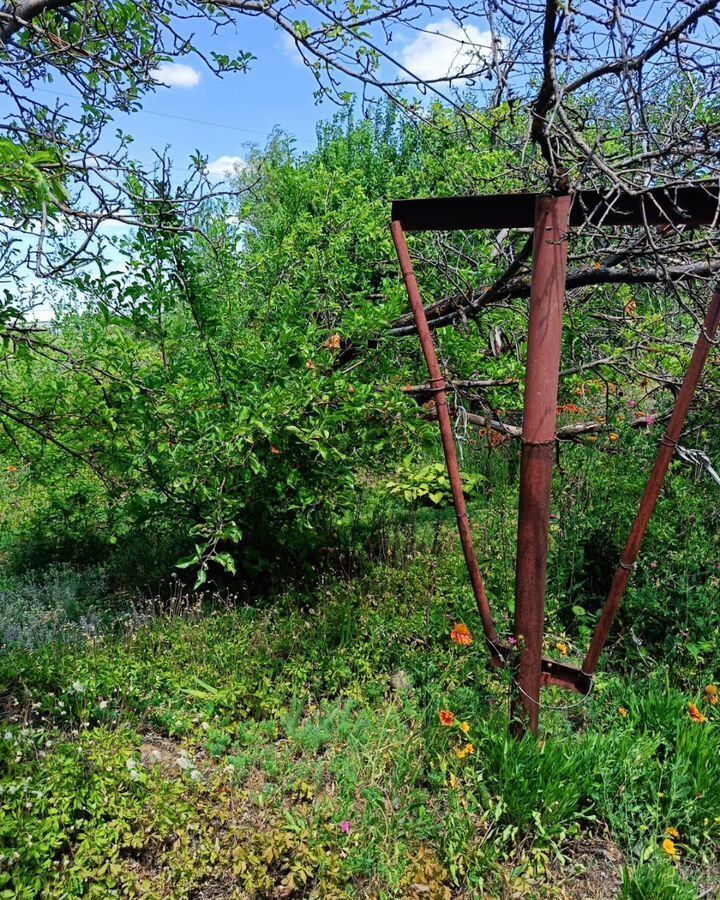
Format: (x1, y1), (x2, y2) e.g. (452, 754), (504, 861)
(458, 721), (471, 735)
(555, 641), (569, 656)
(609, 433), (619, 442)
(689, 703), (707, 724)
(454, 742), (474, 760)
(662, 838), (678, 857)
(619, 707), (628, 718)
(666, 827), (680, 839)
(705, 684), (718, 706)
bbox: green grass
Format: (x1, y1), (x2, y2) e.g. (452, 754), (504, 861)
(0, 539), (718, 897)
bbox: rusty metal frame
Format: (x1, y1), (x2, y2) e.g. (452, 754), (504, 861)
(390, 184), (720, 735)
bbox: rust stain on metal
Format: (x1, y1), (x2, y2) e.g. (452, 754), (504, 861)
(512, 195), (571, 734)
(390, 220), (502, 660)
(583, 286), (720, 675)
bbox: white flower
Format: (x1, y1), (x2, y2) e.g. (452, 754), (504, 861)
(125, 757), (138, 771)
(177, 756), (193, 771)
(98, 700), (108, 710)
(189, 769), (203, 782)
(71, 681), (85, 694)
(3, 731), (13, 741)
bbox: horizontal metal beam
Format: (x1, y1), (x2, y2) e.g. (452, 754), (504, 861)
(540, 657), (593, 696)
(391, 183), (720, 232)
(491, 645), (593, 696)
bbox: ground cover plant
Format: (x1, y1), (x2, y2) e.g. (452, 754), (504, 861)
(0, 525), (718, 898)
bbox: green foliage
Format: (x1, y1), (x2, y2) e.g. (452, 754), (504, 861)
(620, 860), (698, 900)
(385, 460), (483, 507)
(1, 100), (720, 898)
(0, 138), (67, 213)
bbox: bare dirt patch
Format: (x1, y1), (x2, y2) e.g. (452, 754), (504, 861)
(551, 835), (625, 899)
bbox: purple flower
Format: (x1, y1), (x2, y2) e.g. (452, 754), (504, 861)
(339, 821), (352, 834)
(646, 414), (656, 427)
(508, 636), (518, 646)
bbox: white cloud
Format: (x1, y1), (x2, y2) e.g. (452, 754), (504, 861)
(279, 32), (306, 68)
(150, 62), (201, 88)
(398, 20), (499, 82)
(205, 155), (246, 180)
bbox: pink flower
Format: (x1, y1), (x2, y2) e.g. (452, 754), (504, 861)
(646, 414), (656, 427)
(508, 636), (518, 647)
(650, 560), (658, 570)
(627, 400), (637, 408)
(339, 821), (352, 834)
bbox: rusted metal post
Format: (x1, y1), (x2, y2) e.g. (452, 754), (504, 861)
(512, 195), (572, 735)
(390, 220), (502, 659)
(583, 286), (720, 676)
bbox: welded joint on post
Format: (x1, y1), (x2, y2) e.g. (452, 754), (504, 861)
(617, 559), (636, 572)
(660, 433), (679, 449)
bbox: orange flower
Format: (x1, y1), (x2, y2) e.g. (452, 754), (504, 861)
(593, 261), (603, 271)
(439, 710), (455, 727)
(305, 360), (316, 370)
(688, 703), (707, 724)
(624, 300), (637, 317)
(6, 465), (17, 472)
(270, 446), (281, 455)
(618, 707), (628, 718)
(705, 684), (718, 706)
(450, 623), (473, 646)
(666, 827), (680, 839)
(454, 742), (475, 760)
(608, 433), (619, 442)
(662, 838), (678, 857)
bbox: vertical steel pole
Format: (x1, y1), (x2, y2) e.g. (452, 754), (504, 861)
(512, 195), (571, 735)
(583, 286), (720, 675)
(391, 220), (502, 659)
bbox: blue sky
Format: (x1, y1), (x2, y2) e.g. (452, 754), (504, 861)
(99, 14), (497, 176)
(7, 11), (498, 317)
(112, 19), (327, 172)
